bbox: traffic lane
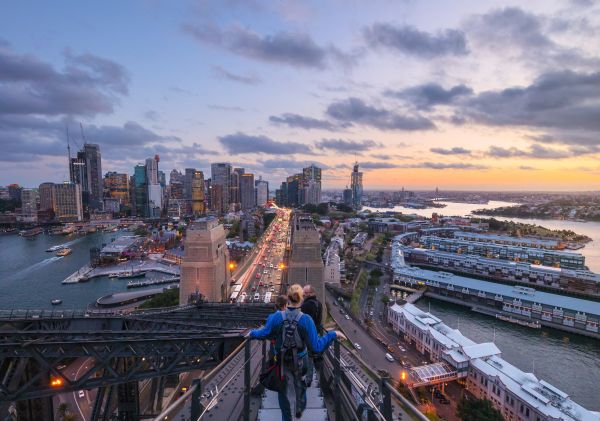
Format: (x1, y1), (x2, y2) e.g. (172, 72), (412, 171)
(325, 292), (401, 380)
(56, 357), (93, 421)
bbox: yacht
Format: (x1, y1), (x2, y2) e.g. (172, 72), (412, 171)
(46, 245), (65, 252)
(56, 247), (72, 257)
(51, 299), (62, 305)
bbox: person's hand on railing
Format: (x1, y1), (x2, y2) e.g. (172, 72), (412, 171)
(334, 330), (347, 341)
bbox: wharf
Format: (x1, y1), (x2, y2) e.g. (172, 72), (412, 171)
(62, 260), (180, 284)
(127, 277), (180, 288)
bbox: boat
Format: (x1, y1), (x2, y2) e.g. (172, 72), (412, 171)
(118, 271), (146, 279)
(46, 245), (65, 252)
(108, 273), (119, 278)
(51, 299), (62, 305)
(19, 227), (42, 237)
(56, 247), (72, 257)
(495, 314), (541, 329)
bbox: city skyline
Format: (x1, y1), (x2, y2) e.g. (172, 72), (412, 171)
(1, 1), (600, 190)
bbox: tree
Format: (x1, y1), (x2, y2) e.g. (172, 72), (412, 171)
(457, 397), (504, 421)
(381, 295), (390, 305)
(263, 212), (276, 228)
(303, 203), (318, 214)
(316, 202), (329, 216)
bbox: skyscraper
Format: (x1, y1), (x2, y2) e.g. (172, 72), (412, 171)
(134, 164), (147, 217)
(211, 163), (232, 213)
(84, 143), (103, 209)
(104, 172), (130, 207)
(53, 182), (83, 222)
(302, 164), (322, 205)
(343, 187), (353, 207)
(184, 168), (195, 201)
(230, 167), (244, 208)
(20, 189), (38, 222)
(240, 173), (255, 210)
(351, 161), (363, 210)
(255, 177), (269, 206)
(180, 218), (230, 303)
(191, 170), (206, 216)
(39, 182), (55, 212)
(146, 155), (162, 218)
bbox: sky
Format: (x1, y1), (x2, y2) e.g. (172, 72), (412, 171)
(1, 0), (600, 191)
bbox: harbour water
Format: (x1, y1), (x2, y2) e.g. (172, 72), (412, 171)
(415, 298), (600, 410)
(0, 231), (167, 309)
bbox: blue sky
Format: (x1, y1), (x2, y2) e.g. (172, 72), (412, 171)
(1, 0), (600, 190)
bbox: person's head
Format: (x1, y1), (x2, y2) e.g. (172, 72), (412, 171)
(287, 284), (304, 306)
(303, 284), (316, 298)
(275, 295), (287, 310)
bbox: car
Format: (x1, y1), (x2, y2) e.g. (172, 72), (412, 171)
(254, 293), (260, 301)
(345, 315), (350, 320)
(333, 301), (338, 306)
(398, 346), (406, 352)
(354, 343), (362, 350)
(255, 273), (261, 279)
(385, 353), (395, 362)
(78, 390), (85, 398)
(251, 286), (256, 291)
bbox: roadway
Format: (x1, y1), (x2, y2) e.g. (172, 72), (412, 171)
(55, 358), (95, 421)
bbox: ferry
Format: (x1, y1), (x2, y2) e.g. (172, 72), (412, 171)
(495, 314), (541, 329)
(46, 245), (65, 252)
(118, 271), (146, 279)
(56, 247), (73, 257)
(51, 299), (62, 305)
(19, 227), (43, 237)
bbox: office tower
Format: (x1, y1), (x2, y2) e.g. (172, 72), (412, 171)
(286, 174), (302, 207)
(255, 177), (269, 206)
(104, 172), (130, 206)
(288, 213), (325, 323)
(169, 169), (184, 200)
(210, 183), (224, 213)
(180, 218), (230, 303)
(230, 167), (244, 207)
(134, 164), (148, 217)
(343, 187), (353, 207)
(191, 170), (206, 216)
(39, 182), (55, 211)
(146, 155), (162, 218)
(53, 182), (83, 222)
(20, 189), (39, 222)
(158, 171), (166, 189)
(211, 163), (232, 213)
(84, 143), (103, 209)
(351, 161), (363, 210)
(275, 181), (287, 207)
(204, 178), (212, 210)
(184, 168), (195, 201)
(7, 184), (22, 202)
(239, 173), (255, 210)
(302, 164), (322, 205)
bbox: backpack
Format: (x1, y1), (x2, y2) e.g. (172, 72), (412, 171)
(279, 310), (307, 377)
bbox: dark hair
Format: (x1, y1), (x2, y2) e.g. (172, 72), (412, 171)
(275, 295), (287, 310)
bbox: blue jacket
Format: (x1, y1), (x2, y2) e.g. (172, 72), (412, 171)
(249, 307), (336, 354)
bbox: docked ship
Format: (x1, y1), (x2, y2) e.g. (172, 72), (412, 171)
(19, 227), (42, 237)
(495, 314), (541, 329)
(56, 247), (72, 257)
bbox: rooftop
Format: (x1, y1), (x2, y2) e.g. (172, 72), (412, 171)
(101, 235), (143, 254)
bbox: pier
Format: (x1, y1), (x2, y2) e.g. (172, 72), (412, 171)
(62, 260), (180, 284)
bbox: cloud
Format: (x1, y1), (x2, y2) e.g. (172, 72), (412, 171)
(144, 110), (159, 121)
(207, 104), (244, 112)
(269, 113), (337, 130)
(212, 65), (261, 85)
(357, 161), (485, 170)
(518, 166), (538, 170)
(0, 40), (128, 116)
(370, 153), (409, 160)
(430, 147), (471, 155)
(326, 97), (435, 131)
(363, 23), (468, 58)
(386, 83), (473, 110)
(218, 132), (313, 155)
(184, 24), (339, 68)
(462, 70), (600, 133)
(258, 159), (332, 170)
(486, 144), (573, 159)
(315, 138), (383, 153)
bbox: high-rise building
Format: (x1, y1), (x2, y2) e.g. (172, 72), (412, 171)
(302, 164), (322, 205)
(239, 173), (255, 210)
(286, 174), (302, 207)
(191, 170), (206, 216)
(134, 164), (148, 217)
(288, 213), (325, 323)
(103, 172), (130, 207)
(343, 187), (353, 207)
(84, 143), (103, 209)
(210, 183), (224, 213)
(158, 171), (166, 189)
(351, 161), (363, 210)
(211, 163), (232, 213)
(180, 218), (230, 303)
(20, 189), (39, 222)
(146, 155), (162, 218)
(39, 182), (55, 211)
(184, 168), (195, 201)
(255, 177), (269, 206)
(7, 184), (22, 202)
(230, 167), (244, 207)
(275, 182), (287, 207)
(53, 182), (83, 221)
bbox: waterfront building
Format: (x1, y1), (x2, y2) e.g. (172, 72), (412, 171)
(180, 218), (230, 303)
(393, 265), (600, 338)
(70, 144), (103, 210)
(38, 182), (55, 212)
(351, 161), (363, 210)
(19, 189), (38, 222)
(240, 173), (256, 210)
(211, 163), (232, 213)
(255, 177), (269, 207)
(388, 302), (600, 421)
(191, 170), (206, 216)
(454, 232), (562, 250)
(104, 172), (130, 207)
(420, 236), (585, 270)
(52, 182), (83, 222)
(403, 247), (600, 297)
(323, 242), (342, 285)
(133, 164), (148, 217)
(289, 213), (325, 322)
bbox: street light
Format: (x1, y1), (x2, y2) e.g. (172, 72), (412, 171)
(50, 377), (64, 388)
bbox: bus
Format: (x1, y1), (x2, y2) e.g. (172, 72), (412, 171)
(229, 291), (239, 303)
(232, 283), (242, 294)
(264, 292), (272, 303)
